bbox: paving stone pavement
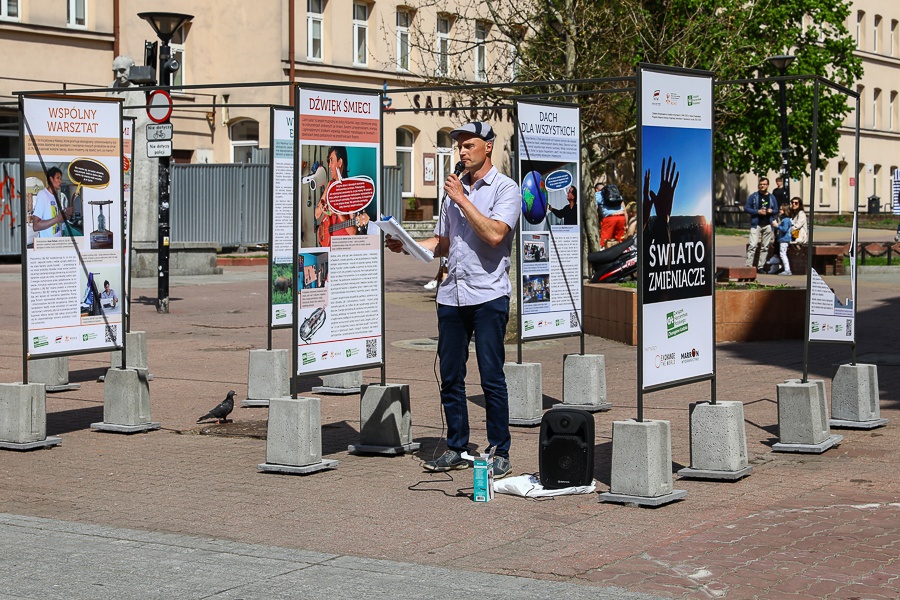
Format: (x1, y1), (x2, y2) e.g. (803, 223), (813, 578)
(0, 228), (898, 599)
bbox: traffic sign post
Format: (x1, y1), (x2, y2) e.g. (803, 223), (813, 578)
(146, 88), (174, 314)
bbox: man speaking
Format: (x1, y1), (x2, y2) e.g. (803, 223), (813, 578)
(386, 121), (520, 479)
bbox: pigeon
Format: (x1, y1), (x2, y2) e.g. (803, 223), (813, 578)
(197, 390), (235, 424)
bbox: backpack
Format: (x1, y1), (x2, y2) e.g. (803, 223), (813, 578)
(601, 184), (623, 208)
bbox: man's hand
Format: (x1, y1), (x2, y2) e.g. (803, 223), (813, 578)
(443, 173), (465, 207)
(384, 234), (405, 254)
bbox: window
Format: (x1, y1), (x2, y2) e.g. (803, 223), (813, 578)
(231, 120), (259, 163)
(857, 85), (865, 127)
(892, 21), (898, 57)
(874, 15), (881, 53)
(169, 27), (187, 88)
(308, 0), (324, 61)
(353, 3), (368, 66)
(436, 16), (450, 76)
(475, 21), (488, 82)
(891, 92), (896, 131)
(396, 128), (414, 196)
(856, 11), (864, 50)
(397, 11), (411, 71)
(873, 164), (881, 202)
(435, 130), (453, 216)
(0, 0), (18, 20)
(67, 0), (86, 28)
(873, 88), (881, 129)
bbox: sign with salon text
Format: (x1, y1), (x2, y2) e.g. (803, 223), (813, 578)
(638, 65), (714, 391)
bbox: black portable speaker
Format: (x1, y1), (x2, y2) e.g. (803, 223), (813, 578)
(539, 409), (595, 489)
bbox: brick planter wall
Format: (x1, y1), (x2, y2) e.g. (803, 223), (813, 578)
(584, 283), (807, 345)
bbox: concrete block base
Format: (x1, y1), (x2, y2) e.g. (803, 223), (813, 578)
(100, 368), (153, 429)
(29, 357), (79, 392)
(773, 434), (843, 454)
(244, 349), (290, 407)
(0, 382), (48, 445)
(240, 399), (271, 408)
(265, 396), (326, 468)
(831, 364), (881, 424)
(310, 386), (360, 396)
(111, 331), (150, 371)
(550, 402), (612, 413)
(598, 490), (687, 507)
(777, 381), (830, 446)
(678, 466), (753, 481)
(355, 384), (416, 452)
(348, 442), (421, 456)
(0, 437), (62, 451)
(785, 378), (828, 420)
(685, 401), (750, 477)
(561, 354), (608, 408)
(258, 459), (339, 474)
(609, 419), (679, 499)
(91, 422), (161, 434)
(312, 371), (362, 395)
(829, 418), (888, 429)
(505, 362), (542, 426)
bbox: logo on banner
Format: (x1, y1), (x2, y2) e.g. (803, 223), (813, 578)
(687, 94), (701, 107)
(302, 351), (317, 365)
(524, 320), (534, 331)
(666, 93), (680, 106)
(655, 353), (676, 368)
(652, 90), (661, 106)
(680, 348), (700, 363)
(666, 309), (689, 338)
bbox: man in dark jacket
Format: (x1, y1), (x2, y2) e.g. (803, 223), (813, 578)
(744, 177), (777, 271)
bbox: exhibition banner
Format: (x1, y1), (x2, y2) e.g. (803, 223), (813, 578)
(515, 100), (582, 340)
(808, 269), (855, 342)
(270, 107), (295, 328)
(22, 95), (124, 358)
(639, 66), (714, 389)
(122, 116), (134, 329)
(295, 88), (382, 375)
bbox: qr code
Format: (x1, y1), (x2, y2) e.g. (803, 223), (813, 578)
(366, 338), (377, 359)
(105, 325), (117, 343)
(846, 319), (853, 337)
(570, 312), (579, 329)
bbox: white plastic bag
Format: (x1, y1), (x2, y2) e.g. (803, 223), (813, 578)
(493, 474), (596, 497)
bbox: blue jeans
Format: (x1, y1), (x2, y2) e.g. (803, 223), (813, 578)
(437, 296), (511, 458)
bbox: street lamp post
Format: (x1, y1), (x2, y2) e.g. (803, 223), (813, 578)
(767, 54), (796, 201)
(138, 12), (193, 314)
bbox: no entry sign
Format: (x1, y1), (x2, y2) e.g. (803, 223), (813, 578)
(147, 90), (173, 124)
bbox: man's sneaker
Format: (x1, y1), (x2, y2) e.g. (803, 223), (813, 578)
(779, 271), (793, 276)
(423, 279), (438, 291)
(424, 450), (469, 472)
(492, 456), (512, 479)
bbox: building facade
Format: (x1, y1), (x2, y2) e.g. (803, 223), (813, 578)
(0, 0), (517, 216)
(1, 0), (896, 215)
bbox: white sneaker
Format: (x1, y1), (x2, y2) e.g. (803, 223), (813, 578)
(779, 271), (793, 276)
(423, 279), (438, 290)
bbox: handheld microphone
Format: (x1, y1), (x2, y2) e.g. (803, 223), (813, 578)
(453, 160), (465, 177)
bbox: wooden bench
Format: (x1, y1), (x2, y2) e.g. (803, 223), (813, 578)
(716, 266), (757, 282)
(786, 243), (848, 276)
